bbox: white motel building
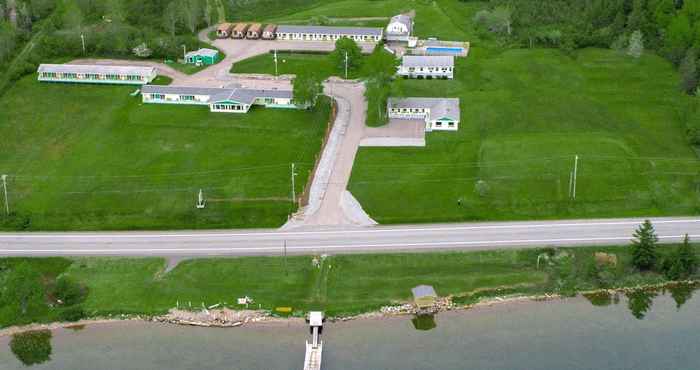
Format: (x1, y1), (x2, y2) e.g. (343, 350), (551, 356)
(397, 55), (454, 79)
(275, 25), (383, 43)
(37, 64), (157, 85)
(141, 85), (297, 113)
(387, 97), (461, 132)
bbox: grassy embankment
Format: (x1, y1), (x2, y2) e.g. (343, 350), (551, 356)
(345, 0), (700, 223)
(2, 243), (698, 328)
(0, 75), (331, 231)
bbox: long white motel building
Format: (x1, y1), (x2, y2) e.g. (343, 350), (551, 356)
(275, 25), (383, 43)
(387, 97), (461, 132)
(397, 55), (454, 79)
(37, 64), (157, 85)
(141, 85), (298, 113)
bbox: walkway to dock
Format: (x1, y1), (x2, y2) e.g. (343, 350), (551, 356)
(303, 312), (324, 370)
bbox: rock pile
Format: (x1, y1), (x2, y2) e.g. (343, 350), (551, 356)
(154, 309), (269, 327)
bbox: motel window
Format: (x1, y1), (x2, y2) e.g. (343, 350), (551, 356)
(181, 95), (195, 101)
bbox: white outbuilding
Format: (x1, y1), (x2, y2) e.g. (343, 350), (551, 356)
(387, 97), (461, 132)
(385, 14), (413, 42)
(397, 55), (454, 79)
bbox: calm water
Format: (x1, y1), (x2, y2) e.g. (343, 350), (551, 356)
(1, 288), (699, 370)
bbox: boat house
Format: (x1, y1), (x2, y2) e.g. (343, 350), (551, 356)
(216, 23), (233, 38)
(141, 85), (297, 113)
(37, 64), (157, 85)
(397, 55), (454, 79)
(387, 97), (461, 132)
(185, 48), (219, 65)
(385, 14), (413, 42)
(275, 25), (383, 43)
(411, 285), (438, 309)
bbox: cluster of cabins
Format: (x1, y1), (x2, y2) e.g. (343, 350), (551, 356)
(217, 23), (277, 40)
(216, 23), (384, 43)
(34, 12), (461, 130)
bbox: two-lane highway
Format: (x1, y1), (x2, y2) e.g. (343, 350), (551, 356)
(1, 217), (700, 257)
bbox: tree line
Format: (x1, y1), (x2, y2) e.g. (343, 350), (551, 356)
(471, 0), (700, 93)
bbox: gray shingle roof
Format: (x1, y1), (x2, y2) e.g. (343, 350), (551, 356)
(141, 85), (227, 96)
(402, 55), (454, 68)
(388, 97), (461, 121)
(276, 25), (383, 37)
(143, 85), (293, 105)
(388, 14), (413, 34)
(38, 64), (156, 76)
(411, 285), (437, 299)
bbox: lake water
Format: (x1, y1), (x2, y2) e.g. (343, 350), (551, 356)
(1, 287), (698, 370)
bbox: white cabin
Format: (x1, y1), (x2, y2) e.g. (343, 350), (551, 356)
(387, 97), (461, 132)
(398, 55), (454, 79)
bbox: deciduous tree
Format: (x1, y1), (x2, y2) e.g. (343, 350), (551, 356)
(627, 30), (645, 58)
(329, 37), (362, 74)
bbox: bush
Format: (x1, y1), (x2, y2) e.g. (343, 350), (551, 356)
(50, 276), (87, 306)
(58, 306), (86, 322)
(10, 330), (52, 366)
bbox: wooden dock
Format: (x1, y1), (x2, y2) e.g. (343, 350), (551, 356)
(303, 312), (323, 370)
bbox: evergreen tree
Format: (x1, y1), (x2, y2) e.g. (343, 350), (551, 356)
(631, 220), (659, 270)
(678, 234), (698, 276)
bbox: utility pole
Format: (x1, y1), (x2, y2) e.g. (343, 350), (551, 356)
(572, 155), (579, 200)
(344, 51), (348, 79)
(283, 240), (288, 276)
(1, 175), (8, 216)
(290, 163), (298, 205)
(274, 49), (278, 77)
(182, 45), (186, 60)
(80, 34), (86, 55)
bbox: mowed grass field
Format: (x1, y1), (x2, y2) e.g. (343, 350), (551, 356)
(350, 47), (700, 223)
(232, 52), (382, 80)
(265, 0), (484, 41)
(0, 75), (330, 230)
(0, 249), (548, 325)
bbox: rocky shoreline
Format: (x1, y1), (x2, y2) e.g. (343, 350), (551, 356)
(1, 280), (697, 337)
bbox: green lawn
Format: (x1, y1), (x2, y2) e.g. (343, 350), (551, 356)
(266, 0), (480, 41)
(351, 46), (700, 223)
(0, 75), (330, 231)
(2, 243), (697, 326)
(231, 52), (380, 80)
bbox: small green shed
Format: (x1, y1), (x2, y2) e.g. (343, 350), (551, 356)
(185, 48), (220, 65)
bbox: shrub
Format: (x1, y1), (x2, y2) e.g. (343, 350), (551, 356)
(58, 306), (86, 322)
(10, 330), (52, 366)
(50, 276), (87, 306)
